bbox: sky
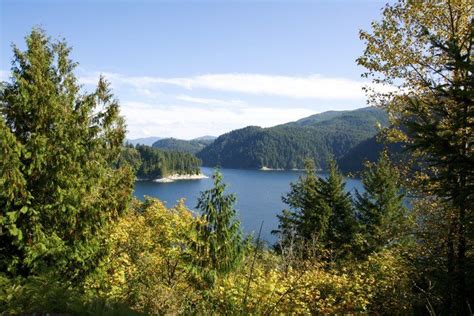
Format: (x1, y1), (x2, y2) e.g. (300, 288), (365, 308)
(1, 0), (387, 139)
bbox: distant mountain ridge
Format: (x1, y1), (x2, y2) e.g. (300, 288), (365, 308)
(197, 107), (389, 171)
(152, 136), (216, 154)
(193, 135), (217, 141)
(126, 137), (162, 146)
(126, 136), (216, 152)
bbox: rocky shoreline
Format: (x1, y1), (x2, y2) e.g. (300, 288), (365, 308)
(153, 173), (209, 183)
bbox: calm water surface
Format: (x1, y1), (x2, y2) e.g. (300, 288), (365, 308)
(134, 167), (363, 244)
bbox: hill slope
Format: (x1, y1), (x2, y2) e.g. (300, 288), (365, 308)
(337, 134), (405, 174)
(152, 137), (215, 154)
(197, 107), (389, 170)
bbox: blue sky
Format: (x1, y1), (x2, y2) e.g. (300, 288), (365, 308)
(1, 0), (387, 139)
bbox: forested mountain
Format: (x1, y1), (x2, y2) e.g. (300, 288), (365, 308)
(120, 144), (202, 180)
(193, 135), (217, 142)
(197, 107), (389, 170)
(337, 135), (404, 174)
(152, 137), (215, 154)
(283, 106), (388, 128)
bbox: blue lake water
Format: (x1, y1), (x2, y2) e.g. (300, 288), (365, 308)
(133, 167), (364, 244)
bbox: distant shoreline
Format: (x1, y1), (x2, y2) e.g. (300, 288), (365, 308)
(260, 166), (284, 171)
(153, 173), (209, 183)
(260, 166), (306, 171)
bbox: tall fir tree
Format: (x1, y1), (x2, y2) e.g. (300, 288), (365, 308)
(0, 29), (133, 281)
(322, 159), (357, 258)
(193, 170), (243, 283)
(276, 159), (330, 250)
(355, 151), (408, 255)
(276, 159), (356, 259)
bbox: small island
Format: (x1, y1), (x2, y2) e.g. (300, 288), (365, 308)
(120, 144), (204, 181)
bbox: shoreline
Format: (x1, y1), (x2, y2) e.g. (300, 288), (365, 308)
(259, 166), (307, 171)
(153, 173), (209, 183)
(260, 166), (284, 171)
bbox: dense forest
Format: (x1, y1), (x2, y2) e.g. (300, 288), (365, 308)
(337, 134), (404, 173)
(152, 137), (215, 154)
(0, 0), (472, 314)
(120, 144), (202, 180)
(197, 107), (389, 170)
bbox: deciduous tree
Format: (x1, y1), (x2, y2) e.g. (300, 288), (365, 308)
(358, 0), (473, 311)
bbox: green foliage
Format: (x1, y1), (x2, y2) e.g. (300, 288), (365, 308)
(84, 198), (202, 314)
(338, 133), (405, 174)
(152, 137), (214, 154)
(0, 273), (142, 315)
(3, 17), (470, 314)
(0, 273), (83, 314)
(277, 159), (330, 246)
(205, 248), (414, 315)
(275, 159), (357, 259)
(197, 107), (389, 170)
(119, 144), (201, 179)
(323, 159), (358, 256)
(0, 28), (134, 281)
(0, 196), (415, 315)
(193, 170), (244, 282)
(358, 0), (473, 311)
(355, 151), (410, 255)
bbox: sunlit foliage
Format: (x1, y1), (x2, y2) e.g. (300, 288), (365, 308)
(0, 28), (133, 282)
(358, 0), (473, 312)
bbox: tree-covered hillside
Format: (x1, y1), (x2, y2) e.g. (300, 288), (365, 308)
(337, 134), (404, 174)
(284, 106), (388, 128)
(120, 144), (202, 180)
(152, 137), (215, 154)
(197, 107), (389, 170)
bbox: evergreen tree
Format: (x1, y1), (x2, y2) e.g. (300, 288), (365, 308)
(278, 159), (330, 245)
(0, 29), (133, 281)
(193, 170), (243, 282)
(322, 159), (357, 258)
(276, 159), (356, 259)
(355, 151), (408, 255)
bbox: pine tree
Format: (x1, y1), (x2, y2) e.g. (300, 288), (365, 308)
(276, 159), (356, 259)
(278, 159), (330, 245)
(355, 151), (408, 255)
(0, 28), (133, 281)
(322, 159), (357, 258)
(193, 170), (243, 282)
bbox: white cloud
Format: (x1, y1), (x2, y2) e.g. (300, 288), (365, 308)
(157, 73), (369, 100)
(74, 70), (386, 138)
(122, 101), (315, 139)
(79, 71), (380, 101)
(176, 95), (246, 107)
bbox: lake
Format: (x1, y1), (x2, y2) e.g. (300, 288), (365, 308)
(133, 167), (364, 244)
